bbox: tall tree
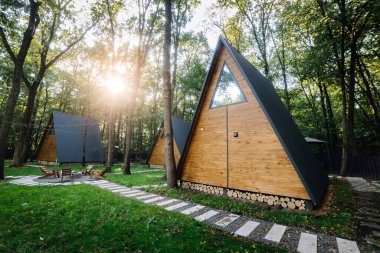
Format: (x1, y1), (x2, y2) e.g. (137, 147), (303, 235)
(0, 0), (41, 179)
(163, 0), (177, 188)
(171, 0), (198, 103)
(123, 0), (161, 174)
(11, 0), (95, 167)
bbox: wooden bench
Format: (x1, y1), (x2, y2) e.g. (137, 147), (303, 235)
(91, 168), (108, 180)
(39, 166), (59, 178)
(81, 165), (94, 176)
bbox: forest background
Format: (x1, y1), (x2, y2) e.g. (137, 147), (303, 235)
(0, 0), (379, 176)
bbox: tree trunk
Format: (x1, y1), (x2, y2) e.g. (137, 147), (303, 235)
(33, 85), (49, 155)
(106, 105), (114, 172)
(317, 82), (330, 143)
(323, 83), (338, 150)
(0, 0), (41, 179)
(12, 84), (38, 167)
(23, 84), (43, 163)
(171, 36), (179, 106)
(0, 68), (24, 178)
(346, 36), (357, 156)
(137, 108), (143, 164)
(357, 59), (380, 137)
(163, 0), (177, 188)
(123, 104), (134, 174)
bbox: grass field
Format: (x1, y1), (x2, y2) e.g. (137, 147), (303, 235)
(3, 161), (357, 250)
(0, 182), (282, 253)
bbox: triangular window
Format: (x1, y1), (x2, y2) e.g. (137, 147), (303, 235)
(210, 63), (246, 108)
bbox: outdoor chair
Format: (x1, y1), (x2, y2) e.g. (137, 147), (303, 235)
(91, 168), (108, 180)
(81, 165), (94, 175)
(60, 168), (73, 182)
(39, 166), (59, 178)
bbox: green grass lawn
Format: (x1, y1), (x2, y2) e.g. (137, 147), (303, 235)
(4, 161), (357, 242)
(144, 178), (357, 240)
(106, 171), (166, 187)
(0, 182), (282, 253)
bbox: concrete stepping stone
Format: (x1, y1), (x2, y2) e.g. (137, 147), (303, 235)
(181, 205), (205, 215)
(359, 210), (380, 218)
(111, 188), (131, 193)
(165, 202), (189, 211)
(234, 220), (260, 237)
(361, 221), (380, 230)
(91, 182), (114, 185)
(194, 210), (219, 222)
(102, 186), (126, 190)
(214, 213), (240, 228)
(120, 190), (141, 195)
(264, 224), (287, 243)
(336, 238), (360, 253)
(118, 190), (138, 195)
(155, 199), (178, 206)
(297, 232), (317, 253)
(123, 192), (147, 197)
(143, 196), (165, 203)
(135, 194), (157, 200)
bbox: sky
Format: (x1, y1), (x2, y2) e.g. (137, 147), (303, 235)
(184, 0), (220, 49)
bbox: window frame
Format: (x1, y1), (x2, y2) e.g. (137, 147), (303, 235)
(209, 61), (247, 109)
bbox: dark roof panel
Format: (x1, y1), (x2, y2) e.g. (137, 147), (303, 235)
(222, 38), (328, 204)
(146, 116), (191, 164)
(53, 111), (104, 163)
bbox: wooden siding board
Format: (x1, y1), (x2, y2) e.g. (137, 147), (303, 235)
(181, 52), (228, 188)
(36, 135), (57, 162)
(147, 127), (181, 166)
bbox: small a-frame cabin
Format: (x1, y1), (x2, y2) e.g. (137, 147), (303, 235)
(35, 111), (105, 164)
(177, 37), (328, 209)
(146, 116), (191, 168)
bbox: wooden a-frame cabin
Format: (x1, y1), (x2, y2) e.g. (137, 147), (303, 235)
(35, 111), (104, 164)
(177, 37), (328, 209)
(146, 116), (191, 168)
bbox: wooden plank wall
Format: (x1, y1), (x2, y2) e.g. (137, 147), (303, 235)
(181, 51), (228, 188)
(147, 127), (181, 166)
(36, 135), (57, 162)
(181, 46), (311, 200)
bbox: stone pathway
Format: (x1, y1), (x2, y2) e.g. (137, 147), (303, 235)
(346, 177), (380, 193)
(346, 177), (380, 250)
(6, 176), (91, 186)
(7, 176), (371, 252)
(85, 180), (366, 253)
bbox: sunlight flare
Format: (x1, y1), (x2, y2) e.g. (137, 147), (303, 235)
(105, 76), (125, 95)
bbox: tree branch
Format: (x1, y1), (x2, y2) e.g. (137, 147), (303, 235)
(0, 26), (16, 63)
(46, 23), (96, 69)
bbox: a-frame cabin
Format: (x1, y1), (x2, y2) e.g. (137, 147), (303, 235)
(35, 111), (105, 164)
(146, 117), (191, 168)
(177, 37), (328, 209)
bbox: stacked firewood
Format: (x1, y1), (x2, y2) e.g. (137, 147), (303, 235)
(149, 164), (164, 169)
(181, 181), (307, 210)
(182, 181), (223, 195)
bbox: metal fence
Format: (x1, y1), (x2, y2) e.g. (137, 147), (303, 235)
(320, 156), (380, 180)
